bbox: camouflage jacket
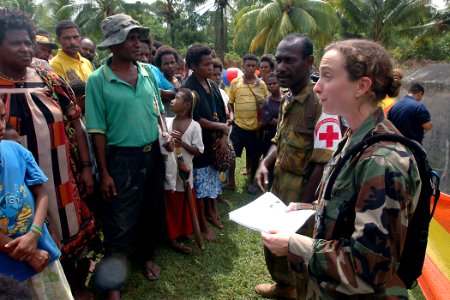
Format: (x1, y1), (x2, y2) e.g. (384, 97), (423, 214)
(287, 108), (421, 299)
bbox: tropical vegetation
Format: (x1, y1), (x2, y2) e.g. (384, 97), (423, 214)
(2, 0), (448, 63)
(234, 0), (339, 53)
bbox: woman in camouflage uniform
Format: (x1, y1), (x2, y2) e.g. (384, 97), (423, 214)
(262, 39), (421, 299)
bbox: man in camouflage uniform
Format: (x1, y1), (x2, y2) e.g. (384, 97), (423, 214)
(286, 108), (421, 299)
(255, 34), (334, 299)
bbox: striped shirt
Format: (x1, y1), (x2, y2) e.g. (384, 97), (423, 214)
(229, 76), (268, 130)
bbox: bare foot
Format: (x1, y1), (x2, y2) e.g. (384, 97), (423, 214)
(203, 230), (217, 242)
(207, 217), (224, 229)
(169, 239), (192, 254)
(143, 260), (161, 281)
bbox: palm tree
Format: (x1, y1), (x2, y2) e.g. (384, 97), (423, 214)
(151, 0), (181, 46)
(50, 0), (152, 41)
(333, 0), (434, 47)
(4, 0), (50, 28)
(234, 0), (339, 54)
(189, 0), (235, 61)
(44, 0), (74, 21)
(412, 1), (450, 42)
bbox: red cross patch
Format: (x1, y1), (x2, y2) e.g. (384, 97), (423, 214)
(314, 114), (342, 151)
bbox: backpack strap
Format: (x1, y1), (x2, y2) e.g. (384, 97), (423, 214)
(324, 133), (440, 219)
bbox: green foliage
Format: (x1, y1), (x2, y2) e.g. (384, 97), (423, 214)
(334, 0), (433, 47)
(4, 0), (449, 62)
(224, 51), (243, 68)
(392, 31), (450, 62)
(234, 0), (340, 54)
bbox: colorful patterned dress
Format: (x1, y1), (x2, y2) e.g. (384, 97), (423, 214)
(0, 66), (95, 259)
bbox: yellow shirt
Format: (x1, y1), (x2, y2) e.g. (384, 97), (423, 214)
(50, 49), (93, 84)
(379, 96), (396, 116)
(229, 76), (268, 131)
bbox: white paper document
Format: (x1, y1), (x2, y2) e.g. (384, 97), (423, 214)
(229, 192), (316, 233)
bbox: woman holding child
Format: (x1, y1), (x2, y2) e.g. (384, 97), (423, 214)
(263, 39), (421, 299)
(0, 8), (95, 297)
(182, 44), (229, 242)
(0, 91), (73, 298)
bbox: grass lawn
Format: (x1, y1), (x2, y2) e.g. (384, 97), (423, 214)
(98, 156), (425, 299)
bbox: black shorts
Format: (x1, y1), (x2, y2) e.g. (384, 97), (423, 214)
(230, 124), (261, 159)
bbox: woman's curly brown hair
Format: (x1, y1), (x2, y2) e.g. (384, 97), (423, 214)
(325, 39), (401, 104)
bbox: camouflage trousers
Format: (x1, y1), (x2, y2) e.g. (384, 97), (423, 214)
(263, 217), (315, 299)
(266, 169), (315, 299)
(271, 166), (305, 205)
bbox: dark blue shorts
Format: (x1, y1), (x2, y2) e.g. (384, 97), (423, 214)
(230, 124), (261, 159)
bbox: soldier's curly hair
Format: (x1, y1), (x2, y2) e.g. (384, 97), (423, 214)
(325, 39), (401, 103)
(0, 7), (35, 44)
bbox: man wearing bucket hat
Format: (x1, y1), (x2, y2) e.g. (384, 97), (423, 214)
(34, 35), (58, 61)
(86, 13), (172, 299)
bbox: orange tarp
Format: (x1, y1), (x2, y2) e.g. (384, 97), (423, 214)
(418, 193), (450, 300)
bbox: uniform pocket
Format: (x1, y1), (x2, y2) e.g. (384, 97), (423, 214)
(277, 128), (313, 176)
(318, 182), (356, 239)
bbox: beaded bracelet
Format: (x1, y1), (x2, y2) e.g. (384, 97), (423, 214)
(30, 228), (41, 239)
(31, 224), (42, 235)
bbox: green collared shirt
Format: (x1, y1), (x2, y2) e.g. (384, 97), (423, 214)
(85, 57), (164, 147)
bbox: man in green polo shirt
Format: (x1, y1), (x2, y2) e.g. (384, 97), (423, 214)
(85, 14), (173, 300)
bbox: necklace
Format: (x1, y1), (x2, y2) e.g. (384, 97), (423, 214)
(0, 71), (26, 87)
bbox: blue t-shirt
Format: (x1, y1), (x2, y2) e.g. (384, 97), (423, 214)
(0, 141), (61, 281)
(387, 95), (431, 144)
(148, 64), (176, 92)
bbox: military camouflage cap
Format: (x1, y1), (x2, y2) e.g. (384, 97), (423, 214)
(97, 14), (149, 50)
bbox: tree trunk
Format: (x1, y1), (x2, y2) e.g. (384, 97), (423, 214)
(217, 0), (227, 62)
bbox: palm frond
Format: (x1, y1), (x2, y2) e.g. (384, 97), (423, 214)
(249, 25), (271, 52)
(265, 18), (283, 52)
(289, 7), (318, 35)
(338, 0), (371, 30)
(256, 2), (282, 28)
(235, 8), (261, 33)
(55, 3), (77, 20)
(296, 0), (339, 34)
(279, 11), (295, 36)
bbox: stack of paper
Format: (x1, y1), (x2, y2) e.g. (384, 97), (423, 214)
(229, 192), (316, 233)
